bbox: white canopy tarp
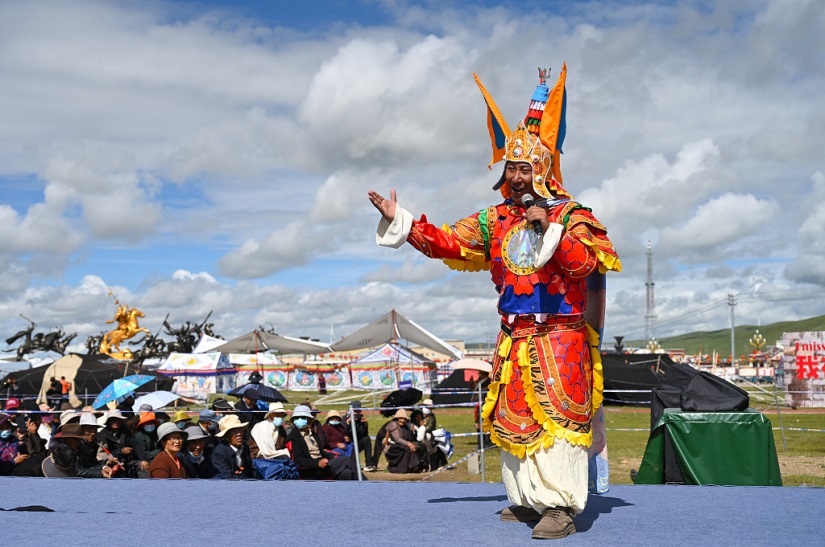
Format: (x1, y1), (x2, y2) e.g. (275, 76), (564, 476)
(193, 334), (228, 354)
(331, 310), (462, 361)
(211, 330), (330, 355)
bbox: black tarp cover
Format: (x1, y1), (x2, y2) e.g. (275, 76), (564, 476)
(1, 353), (171, 408)
(650, 362), (749, 430)
(600, 353), (672, 405)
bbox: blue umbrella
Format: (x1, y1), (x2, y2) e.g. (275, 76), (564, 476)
(92, 374), (156, 409)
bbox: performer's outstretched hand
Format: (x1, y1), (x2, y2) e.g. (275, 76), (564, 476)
(368, 189), (397, 223)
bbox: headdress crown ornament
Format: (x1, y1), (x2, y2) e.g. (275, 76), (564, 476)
(474, 64), (570, 199)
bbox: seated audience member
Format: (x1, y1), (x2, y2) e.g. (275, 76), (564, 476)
(42, 424), (116, 478)
(76, 413), (106, 472)
(287, 405), (357, 481)
(132, 412), (161, 475)
(36, 405), (53, 445)
(196, 409), (221, 455)
(20, 413), (46, 455)
(412, 409), (451, 471)
(47, 409), (81, 450)
(211, 398), (235, 415)
(0, 413), (26, 475)
(250, 402), (291, 460)
(180, 426), (219, 479)
(148, 422), (188, 478)
(249, 403), (298, 480)
(41, 443), (76, 477)
(233, 389), (261, 429)
(41, 428), (82, 478)
(321, 410), (352, 458)
(4, 397), (20, 412)
(421, 399), (437, 433)
(384, 409), (426, 474)
(97, 410), (136, 477)
(307, 403), (328, 450)
(11, 413), (52, 476)
(212, 415), (254, 479)
(170, 411), (192, 431)
(346, 402), (375, 472)
(371, 418), (394, 471)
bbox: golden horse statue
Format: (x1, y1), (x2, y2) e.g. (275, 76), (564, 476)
(100, 302), (150, 360)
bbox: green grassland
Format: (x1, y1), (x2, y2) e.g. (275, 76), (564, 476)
(265, 389), (825, 487)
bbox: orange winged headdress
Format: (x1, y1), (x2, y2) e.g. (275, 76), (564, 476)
(474, 65), (570, 200)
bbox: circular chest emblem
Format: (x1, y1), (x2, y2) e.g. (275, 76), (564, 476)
(501, 223), (541, 275)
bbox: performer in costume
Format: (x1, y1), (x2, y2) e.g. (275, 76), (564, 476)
(368, 65), (621, 540)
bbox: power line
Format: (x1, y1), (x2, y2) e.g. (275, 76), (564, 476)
(615, 285), (825, 338)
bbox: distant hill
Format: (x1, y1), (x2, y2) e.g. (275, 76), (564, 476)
(622, 314), (825, 357)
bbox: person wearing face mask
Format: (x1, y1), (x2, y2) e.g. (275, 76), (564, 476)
(0, 413), (26, 475)
(170, 411), (193, 431)
(131, 411), (160, 476)
(180, 425), (218, 478)
(196, 408), (221, 454)
(321, 410), (352, 458)
(249, 403), (299, 480)
(250, 402), (291, 460)
(368, 67), (620, 540)
(287, 405), (358, 480)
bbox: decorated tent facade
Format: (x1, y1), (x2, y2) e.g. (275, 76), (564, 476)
(286, 362), (351, 391)
(158, 352), (234, 400)
(229, 353), (291, 391)
(349, 343), (436, 391)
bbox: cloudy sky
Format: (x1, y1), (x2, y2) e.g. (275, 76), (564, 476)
(1, 0), (824, 355)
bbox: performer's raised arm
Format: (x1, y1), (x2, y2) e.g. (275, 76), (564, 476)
(367, 189), (397, 222)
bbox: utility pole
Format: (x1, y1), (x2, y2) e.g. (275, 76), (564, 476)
(728, 293), (737, 366)
(645, 241), (656, 346)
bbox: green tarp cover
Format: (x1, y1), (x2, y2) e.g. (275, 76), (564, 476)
(635, 411), (782, 486)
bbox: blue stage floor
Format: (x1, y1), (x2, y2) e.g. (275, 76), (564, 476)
(1, 478), (822, 546)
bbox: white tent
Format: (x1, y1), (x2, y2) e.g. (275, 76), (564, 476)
(211, 330), (330, 355)
(157, 352), (235, 400)
(331, 309), (463, 360)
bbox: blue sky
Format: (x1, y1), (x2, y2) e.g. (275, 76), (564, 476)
(1, 0), (824, 356)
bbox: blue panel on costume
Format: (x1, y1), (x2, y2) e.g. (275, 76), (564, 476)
(488, 107), (507, 152)
(498, 284), (572, 315)
(531, 83), (549, 102)
(557, 89), (567, 153)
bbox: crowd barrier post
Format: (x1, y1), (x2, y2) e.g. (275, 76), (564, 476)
(773, 380), (787, 451)
(478, 381), (485, 483)
(349, 402), (363, 481)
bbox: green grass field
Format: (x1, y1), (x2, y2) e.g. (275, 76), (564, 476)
(262, 389), (825, 486)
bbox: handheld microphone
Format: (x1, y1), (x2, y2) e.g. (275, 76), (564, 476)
(520, 195), (543, 236)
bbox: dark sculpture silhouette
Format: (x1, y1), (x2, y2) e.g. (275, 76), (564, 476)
(162, 311), (222, 354)
(5, 320), (78, 361)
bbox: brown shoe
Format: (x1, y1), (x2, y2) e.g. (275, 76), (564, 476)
(531, 507), (576, 540)
(500, 505), (542, 522)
